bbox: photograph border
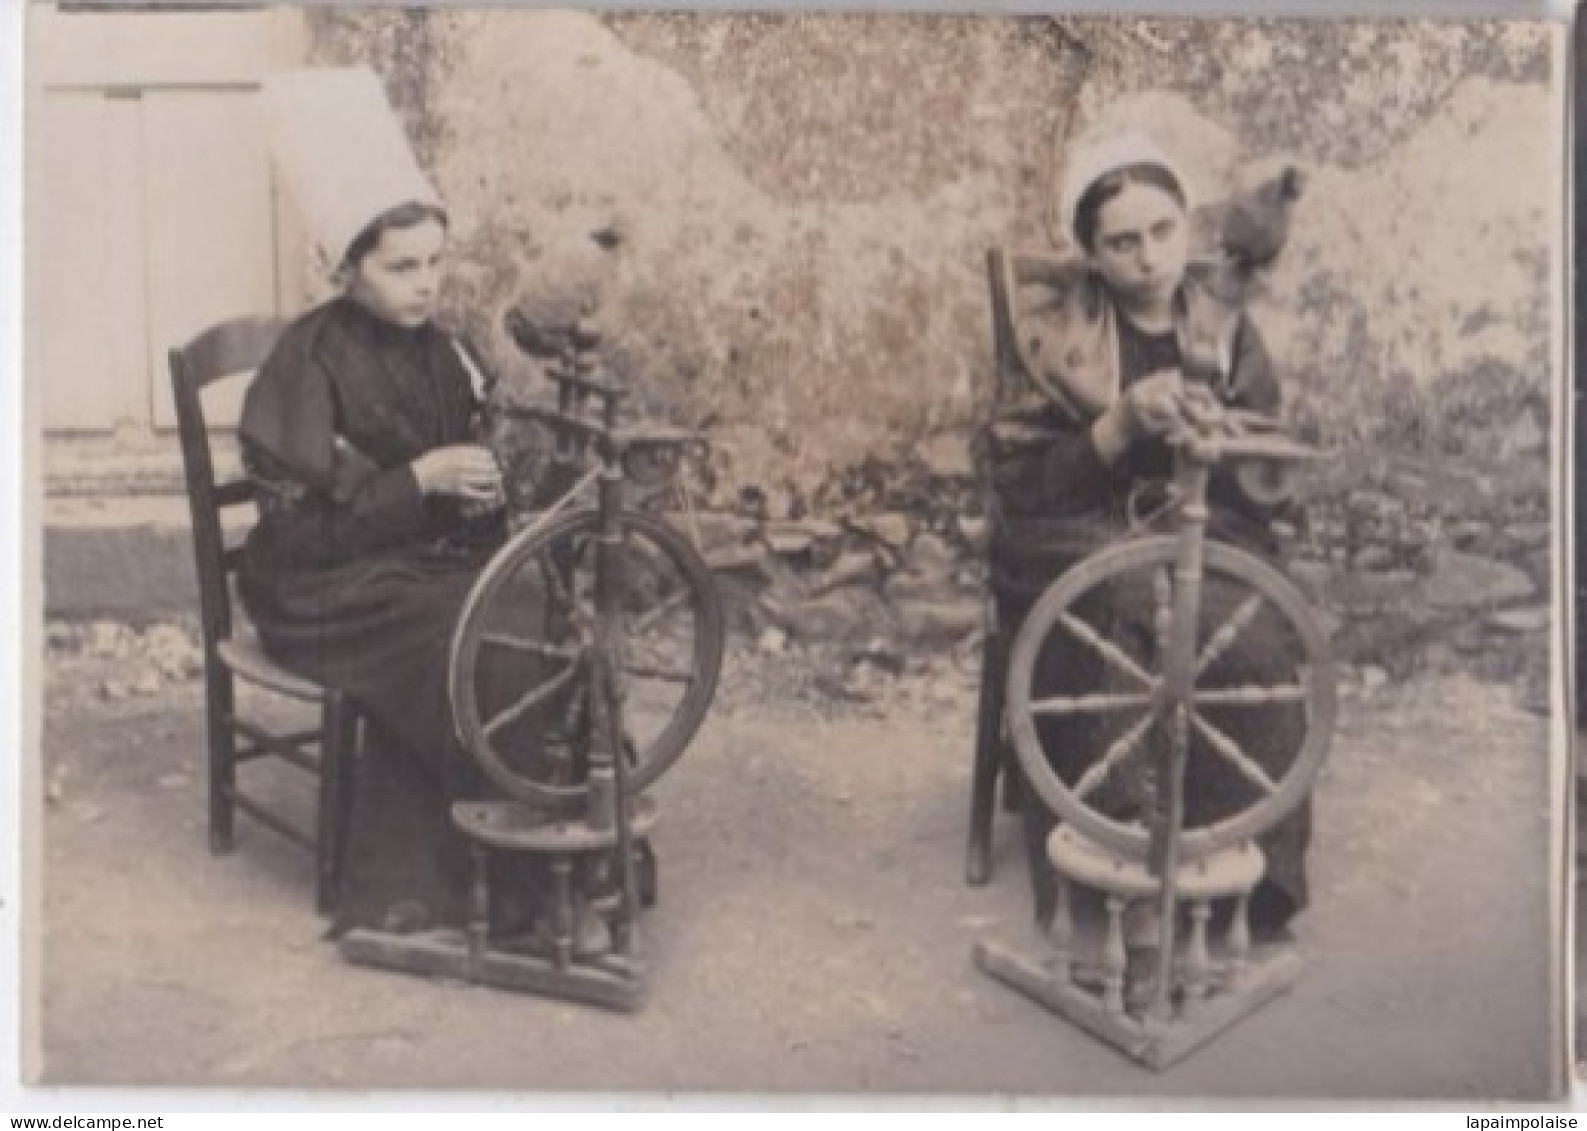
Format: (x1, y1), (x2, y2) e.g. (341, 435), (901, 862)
(4, 0), (1577, 1112)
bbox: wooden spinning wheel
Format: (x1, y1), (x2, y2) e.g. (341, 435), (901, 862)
(975, 412), (1340, 1070)
(339, 315), (725, 1011)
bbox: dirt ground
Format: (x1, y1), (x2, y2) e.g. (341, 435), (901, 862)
(32, 635), (1563, 1103)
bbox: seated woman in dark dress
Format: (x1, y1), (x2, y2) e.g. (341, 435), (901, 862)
(241, 68), (598, 950)
(985, 132), (1310, 946)
(239, 199), (513, 939)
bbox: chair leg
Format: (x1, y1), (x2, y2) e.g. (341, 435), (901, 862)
(206, 670), (238, 854)
(316, 694), (358, 918)
(336, 712), (360, 890)
(966, 626), (1009, 886)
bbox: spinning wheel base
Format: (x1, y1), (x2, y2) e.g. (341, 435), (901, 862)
(335, 799), (663, 1012)
(339, 928), (647, 1012)
(973, 937), (1303, 1071)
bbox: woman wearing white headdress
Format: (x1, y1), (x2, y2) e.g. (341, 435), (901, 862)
(985, 130), (1311, 954)
(238, 68), (599, 950)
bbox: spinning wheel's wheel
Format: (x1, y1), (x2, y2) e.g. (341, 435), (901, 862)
(1005, 536), (1335, 862)
(449, 509), (724, 812)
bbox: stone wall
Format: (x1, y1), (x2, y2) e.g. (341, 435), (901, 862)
(305, 11), (1562, 687)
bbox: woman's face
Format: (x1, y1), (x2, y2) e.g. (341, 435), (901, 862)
(1088, 181), (1189, 309)
(345, 217), (448, 329)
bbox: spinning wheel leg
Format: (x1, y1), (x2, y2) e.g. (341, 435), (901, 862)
(1050, 876), (1074, 958)
(468, 843), (490, 974)
(1184, 900), (1212, 1011)
(1228, 893), (1252, 988)
(549, 856), (575, 971)
(1102, 896), (1127, 1018)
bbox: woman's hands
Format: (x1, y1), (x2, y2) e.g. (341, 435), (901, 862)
(1123, 370), (1190, 437)
(411, 444), (505, 510)
(1090, 369), (1188, 463)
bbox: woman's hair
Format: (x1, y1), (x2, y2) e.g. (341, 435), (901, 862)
(341, 201), (449, 269)
(1072, 162), (1187, 253)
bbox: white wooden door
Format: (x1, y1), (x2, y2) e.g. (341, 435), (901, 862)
(143, 89), (282, 429)
(27, 6), (305, 433)
(29, 91), (150, 430)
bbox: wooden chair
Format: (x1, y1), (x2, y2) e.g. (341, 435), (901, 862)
(965, 246), (1060, 888)
(170, 317), (358, 916)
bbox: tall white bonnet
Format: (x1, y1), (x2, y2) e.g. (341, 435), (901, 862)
(261, 65), (444, 271)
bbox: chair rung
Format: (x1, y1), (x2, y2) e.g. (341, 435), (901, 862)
(214, 479), (254, 507)
(227, 788), (316, 852)
(230, 719), (320, 747)
(230, 720), (323, 773)
(276, 727), (327, 746)
(234, 743), (321, 775)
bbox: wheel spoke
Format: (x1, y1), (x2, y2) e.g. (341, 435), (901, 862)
(1030, 691), (1154, 717)
(1074, 713), (1156, 800)
(1193, 684), (1308, 707)
(483, 659), (582, 739)
(1196, 593), (1266, 677)
(630, 587), (690, 635)
(1056, 612), (1152, 688)
(1189, 711), (1280, 796)
(479, 633), (580, 662)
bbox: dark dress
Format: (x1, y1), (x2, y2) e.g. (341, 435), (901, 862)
(237, 297), (518, 934)
(988, 306), (1311, 934)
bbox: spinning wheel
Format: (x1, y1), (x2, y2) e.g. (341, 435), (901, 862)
(339, 314), (725, 1011)
(449, 508), (724, 813)
(1005, 536), (1335, 865)
(975, 411), (1339, 1070)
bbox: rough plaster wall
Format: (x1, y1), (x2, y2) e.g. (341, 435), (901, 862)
(307, 11), (1559, 513)
(409, 11), (1090, 508)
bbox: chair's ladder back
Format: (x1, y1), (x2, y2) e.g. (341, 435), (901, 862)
(171, 350), (236, 650)
(168, 317), (284, 650)
(986, 247), (1023, 411)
